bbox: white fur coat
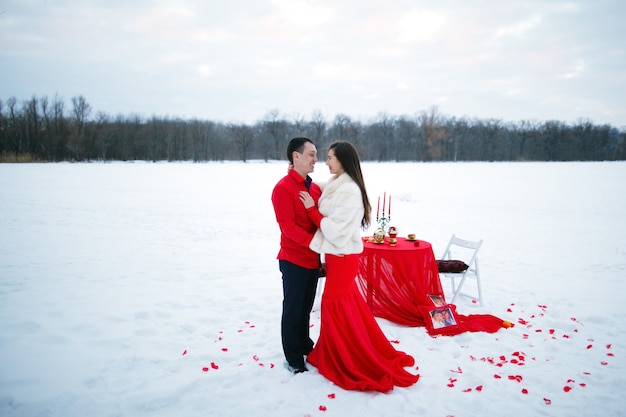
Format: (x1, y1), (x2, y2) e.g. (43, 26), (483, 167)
(309, 173), (364, 255)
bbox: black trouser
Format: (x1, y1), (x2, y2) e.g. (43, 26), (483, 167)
(279, 260), (319, 368)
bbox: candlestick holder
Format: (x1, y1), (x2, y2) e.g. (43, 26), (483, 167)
(376, 213), (391, 231)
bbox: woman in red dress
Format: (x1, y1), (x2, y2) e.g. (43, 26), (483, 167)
(299, 141), (419, 392)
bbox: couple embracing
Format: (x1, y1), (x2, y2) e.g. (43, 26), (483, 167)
(271, 137), (419, 392)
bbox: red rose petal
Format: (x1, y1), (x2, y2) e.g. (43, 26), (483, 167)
(253, 355), (259, 361)
(521, 388), (528, 394)
(221, 347), (228, 352)
(463, 388), (472, 392)
(319, 405), (327, 411)
(328, 393), (336, 399)
(182, 349), (187, 356)
(563, 386), (572, 392)
(601, 361), (608, 365)
(586, 344), (593, 349)
(211, 362), (219, 369)
(202, 367), (209, 372)
(543, 397), (552, 405)
(606, 343), (612, 349)
(494, 374), (502, 379)
(475, 385), (483, 391)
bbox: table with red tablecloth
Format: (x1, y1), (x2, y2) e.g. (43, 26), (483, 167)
(356, 237), (511, 335)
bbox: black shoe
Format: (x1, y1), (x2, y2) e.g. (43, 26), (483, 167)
(287, 364), (308, 374)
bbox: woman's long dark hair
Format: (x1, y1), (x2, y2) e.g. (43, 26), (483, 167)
(328, 141), (371, 229)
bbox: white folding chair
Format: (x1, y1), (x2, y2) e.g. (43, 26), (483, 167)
(439, 234), (483, 305)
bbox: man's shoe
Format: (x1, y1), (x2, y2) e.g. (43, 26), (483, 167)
(287, 364), (308, 374)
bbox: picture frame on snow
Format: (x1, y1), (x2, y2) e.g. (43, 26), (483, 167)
(429, 307), (457, 329)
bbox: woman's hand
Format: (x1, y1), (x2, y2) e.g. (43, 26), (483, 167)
(299, 191), (315, 209)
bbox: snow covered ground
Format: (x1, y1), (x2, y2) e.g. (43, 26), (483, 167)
(1, 160), (624, 417)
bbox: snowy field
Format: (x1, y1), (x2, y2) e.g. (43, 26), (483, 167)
(1, 160), (625, 417)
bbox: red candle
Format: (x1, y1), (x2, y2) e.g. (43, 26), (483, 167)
(389, 195), (391, 215)
(382, 192), (386, 215)
(377, 196), (380, 217)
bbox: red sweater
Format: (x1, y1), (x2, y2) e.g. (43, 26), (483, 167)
(272, 169), (322, 269)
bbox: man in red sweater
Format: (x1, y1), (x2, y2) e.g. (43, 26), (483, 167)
(272, 137), (322, 374)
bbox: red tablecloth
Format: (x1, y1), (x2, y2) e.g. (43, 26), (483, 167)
(357, 238), (442, 327)
(357, 237), (511, 334)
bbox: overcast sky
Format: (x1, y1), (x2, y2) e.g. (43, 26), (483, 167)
(1, 0), (625, 126)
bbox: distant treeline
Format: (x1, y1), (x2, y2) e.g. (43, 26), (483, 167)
(1, 94), (624, 162)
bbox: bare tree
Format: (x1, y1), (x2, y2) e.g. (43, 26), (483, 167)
(229, 123), (254, 162)
(261, 109), (289, 160)
(68, 95), (92, 160)
(417, 106), (447, 161)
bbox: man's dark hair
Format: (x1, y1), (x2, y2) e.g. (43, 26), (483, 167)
(286, 137), (314, 163)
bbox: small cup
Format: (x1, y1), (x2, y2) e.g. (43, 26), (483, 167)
(373, 228), (385, 244)
(407, 233), (416, 241)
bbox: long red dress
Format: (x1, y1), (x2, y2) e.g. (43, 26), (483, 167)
(306, 253), (420, 392)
